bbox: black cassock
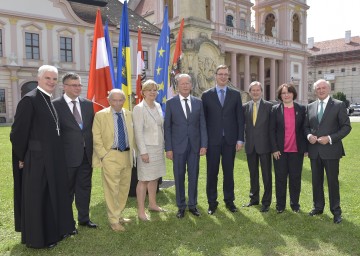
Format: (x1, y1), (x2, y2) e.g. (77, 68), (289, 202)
(11, 151), (22, 232)
(10, 88), (75, 248)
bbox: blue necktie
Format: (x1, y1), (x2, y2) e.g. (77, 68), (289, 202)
(116, 112), (126, 151)
(220, 89), (225, 106)
(318, 101), (324, 122)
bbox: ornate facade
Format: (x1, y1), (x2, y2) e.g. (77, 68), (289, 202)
(0, 0), (310, 123)
(133, 0), (310, 101)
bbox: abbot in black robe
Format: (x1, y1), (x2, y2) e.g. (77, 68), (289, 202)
(10, 88), (75, 248)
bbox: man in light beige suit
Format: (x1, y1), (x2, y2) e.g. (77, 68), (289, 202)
(92, 89), (136, 232)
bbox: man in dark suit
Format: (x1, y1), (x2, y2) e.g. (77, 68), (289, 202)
(304, 79), (351, 224)
(53, 72), (97, 228)
(201, 65), (245, 215)
(243, 81), (273, 212)
(165, 74), (208, 218)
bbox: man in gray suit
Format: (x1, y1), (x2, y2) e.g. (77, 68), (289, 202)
(164, 74), (208, 218)
(304, 79), (351, 224)
(53, 72), (97, 228)
(242, 81), (273, 212)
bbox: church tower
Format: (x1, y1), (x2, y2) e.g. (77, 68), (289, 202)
(253, 0), (309, 44)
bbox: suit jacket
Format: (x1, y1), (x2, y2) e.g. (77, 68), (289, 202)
(92, 107), (136, 168)
(164, 95), (207, 154)
(132, 100), (164, 155)
(304, 97), (351, 159)
(201, 86), (244, 146)
(270, 102), (307, 154)
(243, 99), (272, 154)
(53, 96), (94, 167)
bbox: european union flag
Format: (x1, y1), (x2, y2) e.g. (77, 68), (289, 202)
(117, 0), (132, 109)
(154, 6), (170, 113)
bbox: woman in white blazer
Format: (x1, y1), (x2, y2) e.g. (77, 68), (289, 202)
(132, 80), (166, 221)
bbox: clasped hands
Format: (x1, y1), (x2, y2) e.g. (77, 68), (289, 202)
(308, 134), (329, 145)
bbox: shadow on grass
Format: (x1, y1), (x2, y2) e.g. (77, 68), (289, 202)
(261, 207), (360, 255)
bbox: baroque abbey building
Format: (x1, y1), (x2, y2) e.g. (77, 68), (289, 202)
(0, 0), (309, 123)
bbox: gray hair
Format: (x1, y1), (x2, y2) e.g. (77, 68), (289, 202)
(62, 72), (81, 84)
(108, 89), (126, 100)
(38, 65), (58, 78)
(249, 81), (263, 92)
(313, 79), (330, 90)
(176, 73), (192, 84)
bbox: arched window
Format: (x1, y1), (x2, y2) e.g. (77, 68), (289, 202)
(226, 15), (234, 27)
(265, 14), (275, 37)
(292, 14), (300, 42)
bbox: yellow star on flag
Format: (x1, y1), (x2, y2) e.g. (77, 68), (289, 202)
(158, 47), (165, 57)
(159, 81), (164, 91)
(156, 66), (163, 75)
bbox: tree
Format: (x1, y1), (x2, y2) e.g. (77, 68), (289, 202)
(333, 92), (350, 107)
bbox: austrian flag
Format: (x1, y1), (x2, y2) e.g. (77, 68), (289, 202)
(87, 9), (113, 113)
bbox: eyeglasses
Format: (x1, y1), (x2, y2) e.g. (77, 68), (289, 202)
(64, 84), (83, 88)
(216, 73), (229, 77)
(281, 92), (292, 95)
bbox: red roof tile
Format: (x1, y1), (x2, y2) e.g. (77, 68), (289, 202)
(308, 36), (360, 55)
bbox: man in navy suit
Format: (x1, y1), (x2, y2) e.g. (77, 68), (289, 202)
(53, 72), (97, 228)
(165, 74), (208, 218)
(304, 79), (351, 224)
(201, 65), (245, 215)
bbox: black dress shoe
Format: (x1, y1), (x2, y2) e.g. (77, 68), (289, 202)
(79, 220), (98, 228)
(226, 203), (238, 213)
(292, 208), (300, 213)
(176, 209), (185, 218)
(277, 208), (284, 214)
(61, 229), (78, 240)
(333, 215), (342, 224)
(189, 208), (201, 217)
(243, 201), (259, 207)
(308, 209), (323, 216)
(260, 205), (270, 212)
(47, 242), (57, 248)
(207, 206), (217, 215)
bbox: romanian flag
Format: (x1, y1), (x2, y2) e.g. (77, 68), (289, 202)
(116, 0), (132, 110)
(136, 28), (145, 105)
(87, 9), (113, 113)
(154, 6), (170, 113)
(169, 18), (184, 98)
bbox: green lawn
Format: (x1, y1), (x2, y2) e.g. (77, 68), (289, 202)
(1, 124), (360, 256)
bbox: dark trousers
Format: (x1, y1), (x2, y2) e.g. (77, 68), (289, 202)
(273, 152), (303, 210)
(246, 150), (272, 206)
(310, 156), (341, 216)
(67, 153), (93, 223)
(173, 141), (200, 210)
(206, 137), (236, 207)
